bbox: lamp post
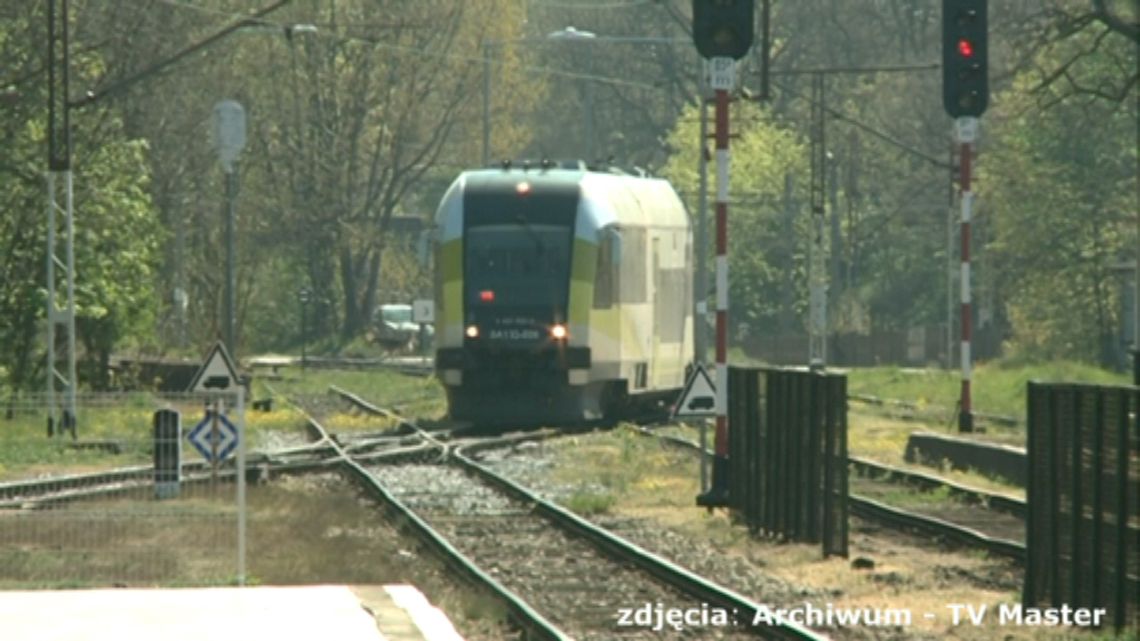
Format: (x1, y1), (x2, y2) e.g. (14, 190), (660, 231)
(545, 27), (597, 162)
(213, 100), (246, 360)
(213, 23), (317, 361)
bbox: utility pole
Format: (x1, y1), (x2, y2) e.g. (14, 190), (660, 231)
(691, 0), (753, 507)
(808, 72), (828, 369)
(708, 61), (732, 504)
(956, 118), (976, 432)
(695, 92), (710, 365)
(947, 143), (956, 369)
(46, 0), (77, 439)
(942, 0), (988, 432)
(782, 173), (796, 334)
(845, 132), (859, 307)
(829, 148), (841, 343)
(43, 0), (294, 439)
(481, 41), (491, 166)
(1135, 203), (1140, 385)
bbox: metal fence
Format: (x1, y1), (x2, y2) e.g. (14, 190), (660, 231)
(0, 391), (246, 588)
(1025, 383), (1139, 630)
(727, 366), (848, 557)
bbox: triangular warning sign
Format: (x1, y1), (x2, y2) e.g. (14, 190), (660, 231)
(673, 364), (717, 418)
(187, 341), (241, 393)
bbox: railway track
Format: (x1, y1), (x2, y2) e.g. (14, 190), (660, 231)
(325, 375), (1031, 565)
(631, 425), (1029, 562)
(15, 376), (1026, 639)
(326, 386), (828, 640)
(0, 432), (425, 509)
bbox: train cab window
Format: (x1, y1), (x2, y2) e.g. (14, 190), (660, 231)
(464, 224), (572, 307)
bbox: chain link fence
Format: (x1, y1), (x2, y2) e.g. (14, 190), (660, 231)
(0, 391), (246, 588)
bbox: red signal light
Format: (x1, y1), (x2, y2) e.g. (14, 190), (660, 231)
(479, 290), (495, 302)
(957, 38), (974, 58)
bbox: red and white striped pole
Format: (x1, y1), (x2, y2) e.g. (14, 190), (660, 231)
(956, 117), (977, 432)
(703, 57), (733, 504)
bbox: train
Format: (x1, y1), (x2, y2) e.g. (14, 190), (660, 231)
(429, 159), (693, 425)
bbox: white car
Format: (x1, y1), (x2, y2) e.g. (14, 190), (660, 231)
(374, 304), (433, 349)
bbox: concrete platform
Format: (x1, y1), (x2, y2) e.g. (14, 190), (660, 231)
(0, 584), (462, 641)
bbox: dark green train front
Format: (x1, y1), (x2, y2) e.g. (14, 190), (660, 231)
(431, 164), (694, 427)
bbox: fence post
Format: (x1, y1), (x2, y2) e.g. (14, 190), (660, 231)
(1024, 383), (1039, 609)
(1091, 390), (1104, 610)
(1070, 390), (1084, 608)
(1113, 387), (1129, 630)
(153, 409), (181, 499)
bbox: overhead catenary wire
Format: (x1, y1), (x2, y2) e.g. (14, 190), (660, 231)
(144, 0), (682, 93)
(58, 1), (954, 184)
(770, 79), (952, 170)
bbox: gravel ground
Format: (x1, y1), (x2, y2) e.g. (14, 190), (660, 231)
(474, 441), (1022, 641)
(368, 462), (764, 640)
(250, 471), (520, 640)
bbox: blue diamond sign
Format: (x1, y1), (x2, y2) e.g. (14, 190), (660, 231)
(188, 411), (238, 463)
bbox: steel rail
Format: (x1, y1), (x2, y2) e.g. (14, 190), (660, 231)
(0, 426), (428, 506)
(847, 455), (1025, 518)
(847, 495), (1025, 562)
(0, 439), (433, 509)
(630, 425), (1033, 565)
(847, 393), (1020, 427)
(453, 442), (829, 641)
(293, 401), (572, 641)
(332, 385), (828, 640)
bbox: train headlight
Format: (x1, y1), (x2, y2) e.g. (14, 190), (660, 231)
(465, 325), (479, 339)
(550, 324), (568, 340)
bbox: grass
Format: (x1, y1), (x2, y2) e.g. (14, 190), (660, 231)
(727, 348), (1129, 422)
(563, 490), (617, 516)
(0, 367), (444, 480)
(0, 390), (313, 481)
(0, 473), (514, 639)
(844, 360), (1130, 420)
(534, 426), (1120, 641)
(848, 475), (958, 509)
(718, 358), (1127, 494)
(263, 367), (447, 421)
(846, 409), (1026, 496)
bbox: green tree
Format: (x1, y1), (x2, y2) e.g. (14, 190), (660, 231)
(660, 101), (810, 334)
(981, 23), (1137, 364)
(0, 1), (162, 393)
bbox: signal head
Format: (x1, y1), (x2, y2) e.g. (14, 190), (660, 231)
(942, 0), (988, 118)
(692, 0), (755, 60)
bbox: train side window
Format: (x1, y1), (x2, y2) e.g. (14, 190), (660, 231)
(593, 228), (620, 309)
(619, 227), (647, 304)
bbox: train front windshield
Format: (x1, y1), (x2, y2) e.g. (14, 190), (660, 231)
(465, 224), (571, 308)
